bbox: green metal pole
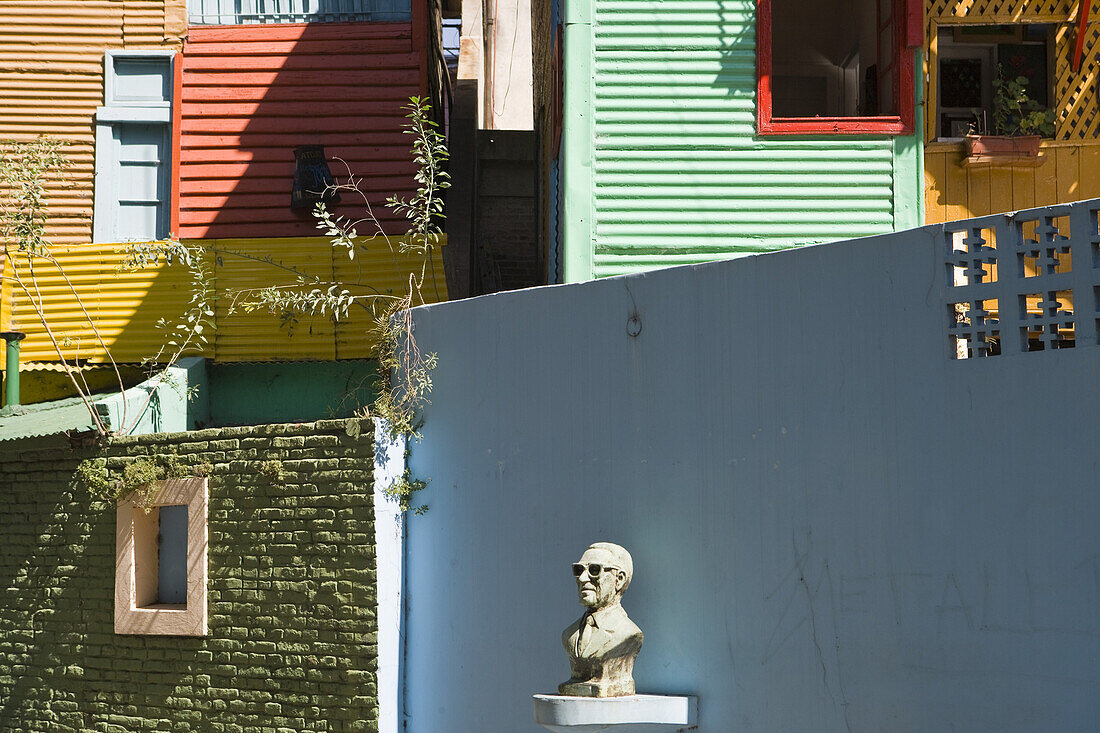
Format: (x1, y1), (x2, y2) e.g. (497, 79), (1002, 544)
(1, 331), (25, 408)
(561, 0), (595, 283)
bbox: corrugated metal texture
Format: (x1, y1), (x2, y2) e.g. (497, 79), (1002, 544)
(589, 0), (900, 278)
(332, 235), (448, 357)
(0, 1), (185, 247)
(1, 235), (447, 367)
(178, 22), (425, 240)
(0, 394), (99, 442)
(208, 236), (337, 361)
(5, 242), (199, 365)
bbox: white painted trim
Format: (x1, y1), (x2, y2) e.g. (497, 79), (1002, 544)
(91, 121), (114, 243)
(94, 50), (174, 243)
(103, 49), (175, 107)
(95, 107), (171, 123)
(373, 421), (407, 733)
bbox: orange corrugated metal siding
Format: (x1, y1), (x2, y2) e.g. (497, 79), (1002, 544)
(179, 22), (425, 240)
(5, 235), (447, 367)
(0, 1), (185, 247)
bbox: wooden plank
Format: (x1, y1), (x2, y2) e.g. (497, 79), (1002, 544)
(924, 150), (948, 223)
(180, 54), (419, 73)
(1033, 148), (1059, 207)
(1055, 145), (1080, 203)
(179, 116), (409, 133)
(178, 177), (415, 205)
(181, 100), (408, 117)
(180, 146), (412, 164)
(182, 38), (413, 55)
(989, 165), (1013, 215)
(178, 19), (425, 240)
(180, 132), (411, 148)
(967, 164), (992, 216)
(1079, 144), (1100, 199)
(944, 151), (971, 222)
(180, 207), (405, 225)
(1011, 164), (1035, 212)
(179, 220), (402, 239)
(181, 82), (418, 101)
(926, 21), (938, 142)
(186, 21), (411, 43)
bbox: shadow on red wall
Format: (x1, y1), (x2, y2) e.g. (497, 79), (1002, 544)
(176, 19), (425, 240)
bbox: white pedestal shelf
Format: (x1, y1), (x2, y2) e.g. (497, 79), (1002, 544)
(533, 694), (698, 733)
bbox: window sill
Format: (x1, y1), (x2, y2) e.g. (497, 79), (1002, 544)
(758, 117), (912, 136)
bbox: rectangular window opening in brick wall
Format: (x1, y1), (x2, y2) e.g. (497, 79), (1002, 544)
(115, 478), (208, 636)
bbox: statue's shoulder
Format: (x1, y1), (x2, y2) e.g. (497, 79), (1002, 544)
(562, 616), (582, 642)
(616, 607), (643, 640)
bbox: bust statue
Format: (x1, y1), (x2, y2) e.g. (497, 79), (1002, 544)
(559, 542), (643, 697)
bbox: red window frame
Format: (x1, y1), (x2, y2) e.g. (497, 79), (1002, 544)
(756, 0), (918, 135)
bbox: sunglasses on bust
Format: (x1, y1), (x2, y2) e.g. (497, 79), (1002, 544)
(572, 563), (621, 578)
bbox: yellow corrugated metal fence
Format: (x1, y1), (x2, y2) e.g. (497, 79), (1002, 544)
(1, 235), (448, 367)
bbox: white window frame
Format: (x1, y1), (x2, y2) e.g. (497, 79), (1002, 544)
(94, 50), (174, 243)
(187, 0), (409, 25)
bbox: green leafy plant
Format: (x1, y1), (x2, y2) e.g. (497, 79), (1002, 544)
(77, 453), (196, 510)
(121, 458), (162, 510)
(386, 459), (429, 515)
(985, 66), (1056, 137)
(73, 458), (111, 501)
(259, 459), (285, 486)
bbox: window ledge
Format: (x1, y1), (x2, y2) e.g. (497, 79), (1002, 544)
(759, 117), (911, 136)
(96, 106), (171, 124)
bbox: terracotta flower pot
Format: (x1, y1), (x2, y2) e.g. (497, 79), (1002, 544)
(964, 134), (1042, 158)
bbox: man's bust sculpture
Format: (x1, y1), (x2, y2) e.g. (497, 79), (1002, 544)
(559, 542), (643, 697)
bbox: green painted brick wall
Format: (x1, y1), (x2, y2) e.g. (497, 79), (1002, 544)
(0, 418), (378, 732)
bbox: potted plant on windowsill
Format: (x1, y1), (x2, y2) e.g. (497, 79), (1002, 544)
(964, 67), (1055, 164)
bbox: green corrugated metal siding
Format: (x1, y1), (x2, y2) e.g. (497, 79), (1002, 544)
(585, 0), (906, 279)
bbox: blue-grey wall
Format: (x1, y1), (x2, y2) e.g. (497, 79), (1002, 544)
(404, 210), (1100, 731)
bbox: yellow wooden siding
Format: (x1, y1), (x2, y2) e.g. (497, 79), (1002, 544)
(0, 1), (186, 247)
(925, 140), (1100, 221)
(2, 235), (448, 367)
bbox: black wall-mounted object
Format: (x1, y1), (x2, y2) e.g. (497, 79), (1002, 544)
(291, 145), (341, 210)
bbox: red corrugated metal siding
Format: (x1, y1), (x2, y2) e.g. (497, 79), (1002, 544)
(178, 22), (424, 239)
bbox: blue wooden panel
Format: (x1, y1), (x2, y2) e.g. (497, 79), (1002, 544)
(113, 123), (168, 241)
(112, 58), (171, 104)
(158, 505), (188, 605)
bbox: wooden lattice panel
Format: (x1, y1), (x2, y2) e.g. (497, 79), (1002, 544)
(927, 0), (1100, 140)
(1056, 21), (1100, 138)
(928, 0), (1074, 21)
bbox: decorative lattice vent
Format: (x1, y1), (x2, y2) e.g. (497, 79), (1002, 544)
(944, 199), (1100, 358)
